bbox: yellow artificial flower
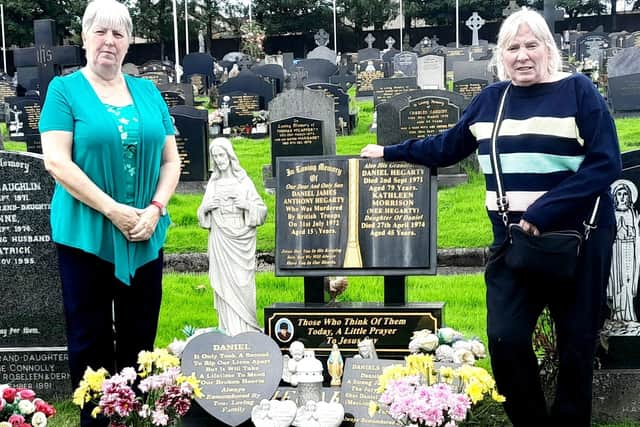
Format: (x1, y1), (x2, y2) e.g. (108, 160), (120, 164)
(138, 348), (180, 377)
(368, 401), (379, 418)
(491, 389), (506, 403)
(466, 380), (485, 404)
(438, 366), (455, 384)
(91, 406), (102, 418)
(72, 383), (90, 407)
(377, 364), (407, 393)
(84, 367), (109, 391)
(178, 374), (203, 398)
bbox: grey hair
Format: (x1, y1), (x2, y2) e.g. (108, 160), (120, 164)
(492, 7), (561, 81)
(82, 0), (132, 39)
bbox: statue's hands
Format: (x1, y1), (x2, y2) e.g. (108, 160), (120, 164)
(233, 197), (250, 210)
(206, 196), (224, 211)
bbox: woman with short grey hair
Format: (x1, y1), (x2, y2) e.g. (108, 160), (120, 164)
(361, 7), (621, 425)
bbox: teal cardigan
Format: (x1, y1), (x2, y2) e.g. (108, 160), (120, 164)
(39, 71), (175, 285)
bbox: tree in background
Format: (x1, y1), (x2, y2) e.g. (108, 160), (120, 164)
(254, 0), (333, 35)
(2, 0), (82, 46)
(338, 0), (397, 31)
(240, 22), (266, 58)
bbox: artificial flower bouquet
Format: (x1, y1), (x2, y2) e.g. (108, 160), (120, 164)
(73, 348), (202, 427)
(369, 354), (505, 427)
(0, 385), (56, 427)
(409, 328), (487, 365)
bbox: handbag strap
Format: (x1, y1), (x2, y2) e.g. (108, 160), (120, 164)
(488, 83), (600, 240)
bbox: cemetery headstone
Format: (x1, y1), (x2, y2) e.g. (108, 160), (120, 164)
(356, 60), (385, 97)
(169, 105), (209, 181)
(188, 73), (207, 96)
(219, 92), (262, 128)
(139, 70), (170, 86)
(413, 36), (435, 56)
(372, 77), (418, 107)
(576, 32), (609, 65)
(294, 58), (338, 85)
(357, 33), (381, 63)
(305, 83), (350, 134)
(0, 74), (17, 122)
(275, 156), (436, 274)
(376, 89), (466, 146)
(329, 63), (356, 91)
(7, 96), (42, 153)
(12, 19), (83, 101)
(381, 37), (400, 64)
(218, 70), (274, 126)
(417, 55), (445, 89)
(393, 51), (418, 77)
(270, 116), (323, 176)
(0, 150), (71, 399)
(452, 60), (492, 101)
(623, 31), (640, 48)
(181, 331), (283, 426)
(307, 28), (337, 64)
(465, 12), (486, 47)
(157, 82), (194, 106)
(251, 63), (286, 94)
(607, 47), (640, 114)
(264, 54), (284, 67)
(182, 52), (215, 89)
(121, 63), (139, 76)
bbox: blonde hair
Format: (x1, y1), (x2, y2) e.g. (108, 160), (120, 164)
(492, 7), (561, 81)
(82, 0), (132, 39)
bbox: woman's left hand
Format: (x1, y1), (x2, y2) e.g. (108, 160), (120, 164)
(128, 206), (161, 241)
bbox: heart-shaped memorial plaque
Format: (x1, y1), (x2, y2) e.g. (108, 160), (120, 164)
(181, 331), (283, 426)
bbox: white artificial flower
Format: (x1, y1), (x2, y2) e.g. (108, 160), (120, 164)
(31, 411), (48, 427)
(410, 329), (432, 340)
(437, 327), (461, 344)
(121, 367), (137, 382)
(168, 338), (187, 357)
(18, 398), (36, 415)
(469, 339), (486, 359)
(452, 340), (472, 351)
(452, 348), (476, 365)
(435, 344), (454, 362)
(0, 421), (13, 427)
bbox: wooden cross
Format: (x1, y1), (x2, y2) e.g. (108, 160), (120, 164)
(13, 19), (83, 104)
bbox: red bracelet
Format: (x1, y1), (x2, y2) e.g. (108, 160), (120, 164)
(150, 200), (164, 211)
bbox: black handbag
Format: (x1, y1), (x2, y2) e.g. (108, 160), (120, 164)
(489, 84), (599, 279)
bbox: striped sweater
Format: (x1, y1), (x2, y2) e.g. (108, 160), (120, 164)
(384, 73), (621, 244)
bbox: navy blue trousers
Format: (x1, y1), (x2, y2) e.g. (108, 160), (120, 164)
(485, 222), (614, 427)
(56, 244), (163, 427)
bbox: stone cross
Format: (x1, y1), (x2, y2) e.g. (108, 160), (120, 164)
(291, 67), (308, 89)
(465, 12), (486, 46)
(502, 0), (521, 17)
(431, 34), (440, 46)
(385, 37), (396, 50)
(314, 29), (330, 47)
(365, 33), (376, 48)
(13, 19), (82, 104)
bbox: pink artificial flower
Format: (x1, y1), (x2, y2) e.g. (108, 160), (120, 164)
(17, 389), (36, 401)
(7, 414), (25, 424)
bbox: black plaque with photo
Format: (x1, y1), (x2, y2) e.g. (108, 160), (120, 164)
(224, 91), (263, 127)
(275, 156), (436, 276)
(270, 116), (323, 176)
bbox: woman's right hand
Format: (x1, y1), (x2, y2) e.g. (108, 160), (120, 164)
(106, 203), (142, 237)
(360, 144), (384, 158)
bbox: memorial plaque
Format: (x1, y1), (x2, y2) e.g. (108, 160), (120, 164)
(181, 331), (283, 426)
(372, 77), (418, 107)
(7, 96), (42, 153)
(223, 92), (262, 127)
(264, 303), (444, 357)
(158, 82), (194, 106)
(160, 90), (186, 107)
(453, 77), (488, 100)
(270, 116), (323, 176)
(0, 151), (71, 399)
(169, 105), (209, 181)
(356, 60), (385, 97)
(294, 58), (339, 85)
(275, 156), (436, 275)
(576, 32), (609, 63)
(0, 79), (17, 122)
(341, 358), (398, 427)
(400, 96), (461, 139)
(392, 51), (418, 77)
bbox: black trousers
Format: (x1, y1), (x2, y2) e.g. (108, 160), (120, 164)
(485, 223), (614, 427)
(56, 244), (163, 427)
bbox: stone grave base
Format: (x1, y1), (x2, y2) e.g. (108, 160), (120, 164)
(175, 180), (207, 194)
(593, 369), (640, 422)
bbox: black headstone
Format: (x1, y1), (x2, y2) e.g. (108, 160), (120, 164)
(182, 52), (215, 89)
(0, 150), (71, 399)
(294, 58), (339, 85)
(7, 96), (42, 153)
(372, 77), (418, 107)
(270, 116), (323, 176)
(305, 83), (350, 133)
(356, 60), (385, 97)
(218, 70), (274, 116)
(220, 92), (263, 127)
(180, 331), (283, 426)
(251, 64), (285, 94)
(139, 70), (170, 86)
(576, 32), (610, 64)
(169, 105), (210, 181)
(453, 77), (489, 101)
(158, 82), (195, 106)
(376, 89), (466, 147)
(275, 156), (437, 276)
